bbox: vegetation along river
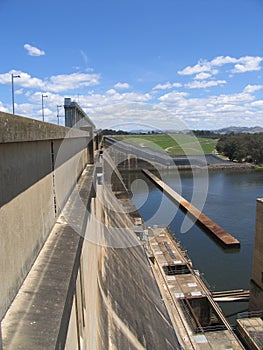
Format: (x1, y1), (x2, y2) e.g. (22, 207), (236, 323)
(122, 168), (263, 325)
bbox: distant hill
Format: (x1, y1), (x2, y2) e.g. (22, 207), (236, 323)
(216, 126), (263, 134)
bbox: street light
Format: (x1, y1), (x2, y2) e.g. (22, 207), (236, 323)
(42, 94), (48, 122)
(57, 105), (62, 125)
(11, 73), (20, 114)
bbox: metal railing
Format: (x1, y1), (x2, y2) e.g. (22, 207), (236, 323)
(237, 310), (263, 319)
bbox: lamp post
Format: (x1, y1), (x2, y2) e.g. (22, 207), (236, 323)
(42, 94), (48, 122)
(57, 105), (62, 125)
(11, 73), (20, 114)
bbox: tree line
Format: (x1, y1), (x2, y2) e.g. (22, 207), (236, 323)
(216, 133), (263, 164)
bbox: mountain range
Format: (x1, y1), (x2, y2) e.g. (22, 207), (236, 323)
(216, 126), (263, 134)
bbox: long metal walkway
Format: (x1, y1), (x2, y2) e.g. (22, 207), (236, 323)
(142, 169), (240, 248)
(212, 289), (250, 302)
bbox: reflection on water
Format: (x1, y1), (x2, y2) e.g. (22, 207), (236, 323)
(121, 169), (263, 324)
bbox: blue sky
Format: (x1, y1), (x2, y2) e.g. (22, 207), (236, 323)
(0, 0), (262, 130)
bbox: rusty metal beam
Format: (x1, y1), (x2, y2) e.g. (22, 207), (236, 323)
(143, 169), (240, 248)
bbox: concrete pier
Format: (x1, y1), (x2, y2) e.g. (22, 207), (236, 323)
(143, 169), (240, 248)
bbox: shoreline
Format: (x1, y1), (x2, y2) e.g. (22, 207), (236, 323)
(117, 162), (256, 172)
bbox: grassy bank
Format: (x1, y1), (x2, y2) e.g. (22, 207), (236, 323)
(113, 133), (217, 155)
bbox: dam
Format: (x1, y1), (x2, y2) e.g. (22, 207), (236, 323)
(0, 102), (263, 349)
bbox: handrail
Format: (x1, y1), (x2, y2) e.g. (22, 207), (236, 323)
(237, 310), (263, 319)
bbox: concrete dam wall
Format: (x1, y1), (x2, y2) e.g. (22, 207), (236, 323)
(3, 110), (261, 349)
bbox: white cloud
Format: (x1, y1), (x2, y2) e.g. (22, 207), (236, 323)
(232, 56), (263, 73)
(158, 91), (188, 102)
(15, 88), (24, 95)
(106, 89), (116, 95)
(250, 100), (263, 107)
(210, 92), (254, 105)
(212, 104), (244, 113)
(48, 72), (100, 91)
(75, 90), (152, 113)
(178, 59), (211, 75)
(68, 81), (262, 130)
(210, 56), (237, 66)
(178, 55), (263, 76)
(0, 70), (100, 92)
(0, 100), (9, 113)
(194, 72), (212, 80)
(0, 71), (44, 88)
(172, 82), (182, 88)
(1, 54), (263, 129)
(24, 43), (45, 56)
(153, 82), (182, 90)
(185, 80), (226, 89)
(153, 82), (172, 90)
(114, 82), (130, 89)
(244, 84), (263, 93)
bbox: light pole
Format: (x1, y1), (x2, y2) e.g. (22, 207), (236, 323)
(11, 73), (20, 114)
(42, 94), (48, 122)
(57, 105), (62, 125)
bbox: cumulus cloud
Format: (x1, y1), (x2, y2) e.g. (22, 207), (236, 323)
(0, 70), (100, 92)
(210, 56), (237, 66)
(1, 54), (263, 129)
(47, 72), (100, 91)
(0, 71), (44, 88)
(185, 80), (226, 89)
(114, 82), (130, 89)
(194, 72), (212, 80)
(179, 55), (263, 76)
(0, 100), (9, 113)
(106, 89), (116, 95)
(153, 82), (182, 90)
(24, 43), (45, 56)
(244, 84), (263, 93)
(158, 91), (188, 102)
(250, 100), (263, 107)
(232, 56), (263, 73)
(210, 92), (254, 105)
(75, 90), (152, 113)
(178, 59), (211, 75)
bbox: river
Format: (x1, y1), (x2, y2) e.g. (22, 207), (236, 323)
(121, 168), (263, 324)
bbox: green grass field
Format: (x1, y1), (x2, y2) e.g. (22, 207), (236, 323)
(113, 133), (218, 155)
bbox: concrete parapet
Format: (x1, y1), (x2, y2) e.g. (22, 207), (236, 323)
(0, 112), (93, 320)
(0, 111), (88, 143)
